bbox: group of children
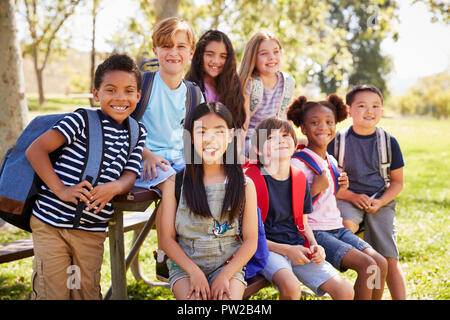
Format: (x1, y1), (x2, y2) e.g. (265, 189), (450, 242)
(25, 16), (406, 300)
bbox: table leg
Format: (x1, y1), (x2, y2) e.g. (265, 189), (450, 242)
(108, 207), (127, 300)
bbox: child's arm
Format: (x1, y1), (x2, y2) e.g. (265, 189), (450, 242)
(302, 215), (325, 265)
(210, 179), (258, 300)
(158, 177), (210, 300)
(266, 240), (311, 266)
(310, 171), (329, 197)
(141, 147), (171, 180)
(336, 188), (371, 210)
(366, 167), (403, 213)
(85, 171), (137, 214)
(26, 129), (92, 205)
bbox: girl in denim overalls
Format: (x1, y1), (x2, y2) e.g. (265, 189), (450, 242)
(158, 102), (258, 300)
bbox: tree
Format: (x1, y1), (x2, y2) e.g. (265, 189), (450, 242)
(20, 0), (82, 106)
(89, 0), (101, 108)
(0, 0), (28, 162)
(395, 71), (450, 118)
(317, 0), (399, 97)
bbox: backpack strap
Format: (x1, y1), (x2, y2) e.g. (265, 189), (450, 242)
(292, 151), (322, 204)
(174, 168), (184, 206)
(292, 150), (341, 204)
(277, 72), (295, 119)
(243, 164), (269, 222)
(249, 77), (264, 114)
(375, 127), (392, 185)
(73, 109), (104, 228)
(127, 116), (140, 157)
(183, 79), (203, 117)
(290, 165), (310, 254)
(335, 127), (349, 171)
(132, 71), (156, 121)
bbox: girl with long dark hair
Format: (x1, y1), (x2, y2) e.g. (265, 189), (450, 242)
(158, 102), (258, 300)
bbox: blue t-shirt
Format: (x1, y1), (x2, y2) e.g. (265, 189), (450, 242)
(327, 126), (404, 197)
(141, 72), (186, 162)
(262, 169), (313, 246)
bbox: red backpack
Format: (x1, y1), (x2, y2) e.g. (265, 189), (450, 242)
(244, 163), (312, 258)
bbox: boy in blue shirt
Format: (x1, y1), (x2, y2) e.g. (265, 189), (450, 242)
(135, 17), (203, 191)
(327, 84), (406, 299)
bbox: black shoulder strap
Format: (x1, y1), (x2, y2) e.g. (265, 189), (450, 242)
(183, 80), (203, 116)
(175, 168), (184, 206)
(73, 108), (104, 228)
(132, 71), (156, 121)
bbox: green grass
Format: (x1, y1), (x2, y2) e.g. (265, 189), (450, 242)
(1, 102), (449, 300)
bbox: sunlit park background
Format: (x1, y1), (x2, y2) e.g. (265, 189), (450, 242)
(0, 0), (449, 300)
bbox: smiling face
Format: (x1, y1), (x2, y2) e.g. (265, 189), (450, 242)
(153, 30), (194, 78)
(261, 128), (296, 164)
(202, 40), (227, 82)
(349, 91), (383, 134)
(301, 105), (336, 152)
(255, 39), (281, 76)
(93, 70), (141, 124)
(193, 112), (233, 165)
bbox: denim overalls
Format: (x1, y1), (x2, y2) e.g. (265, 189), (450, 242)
(167, 182), (244, 287)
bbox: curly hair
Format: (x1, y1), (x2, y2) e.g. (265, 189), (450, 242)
(185, 30), (246, 129)
(94, 54), (141, 90)
(287, 94), (348, 127)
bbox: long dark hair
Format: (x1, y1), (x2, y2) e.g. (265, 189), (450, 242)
(182, 102), (245, 221)
(185, 30), (246, 129)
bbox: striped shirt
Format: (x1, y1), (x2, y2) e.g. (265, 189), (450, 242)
(247, 72), (285, 132)
(32, 109), (147, 232)
(245, 72), (285, 155)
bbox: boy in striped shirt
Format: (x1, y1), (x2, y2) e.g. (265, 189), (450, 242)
(25, 54), (147, 300)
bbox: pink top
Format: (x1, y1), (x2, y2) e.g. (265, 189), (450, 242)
(291, 148), (343, 231)
(204, 82), (220, 102)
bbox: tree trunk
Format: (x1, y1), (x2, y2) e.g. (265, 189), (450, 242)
(154, 0), (181, 22)
(0, 0), (29, 162)
(89, 1), (97, 108)
(36, 68), (46, 106)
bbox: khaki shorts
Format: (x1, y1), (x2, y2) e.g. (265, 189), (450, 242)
(30, 216), (107, 300)
(337, 199), (399, 259)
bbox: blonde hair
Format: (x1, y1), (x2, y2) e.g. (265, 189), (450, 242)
(152, 17), (196, 49)
(238, 30), (282, 92)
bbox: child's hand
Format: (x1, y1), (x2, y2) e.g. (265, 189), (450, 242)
(142, 152), (170, 181)
(86, 182), (120, 214)
(287, 245), (311, 265)
(187, 268), (210, 300)
(310, 244), (326, 265)
(55, 180), (93, 206)
(366, 199), (382, 214)
(349, 193), (371, 211)
(210, 273), (231, 300)
(312, 171), (329, 193)
(338, 172), (349, 190)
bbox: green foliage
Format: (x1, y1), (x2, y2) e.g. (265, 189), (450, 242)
(26, 96), (89, 112)
(393, 71), (450, 118)
(106, 0), (399, 96)
(318, 0), (398, 97)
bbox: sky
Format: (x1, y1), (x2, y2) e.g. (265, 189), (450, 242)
(17, 0), (450, 95)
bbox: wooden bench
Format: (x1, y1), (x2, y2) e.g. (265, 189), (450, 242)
(0, 211), (153, 264)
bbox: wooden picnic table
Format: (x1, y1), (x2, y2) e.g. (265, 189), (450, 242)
(107, 186), (163, 300)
